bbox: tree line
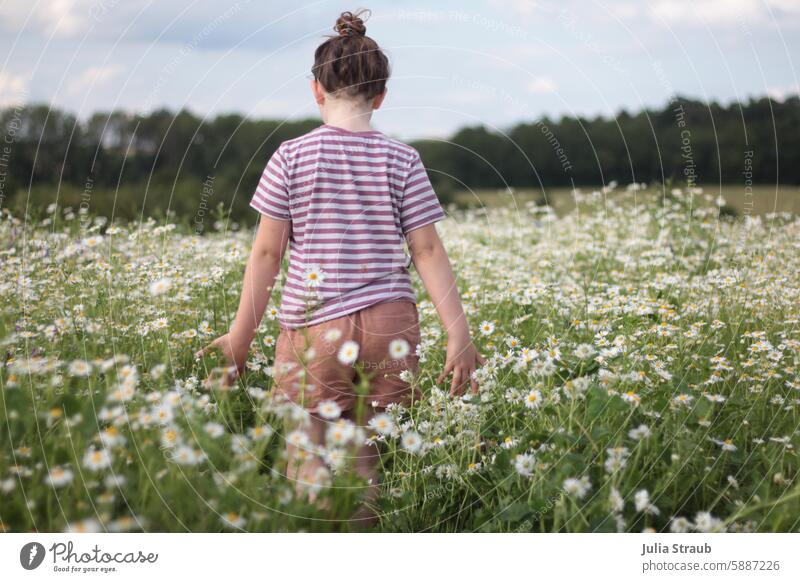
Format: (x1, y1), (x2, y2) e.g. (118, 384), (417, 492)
(1, 95), (797, 225)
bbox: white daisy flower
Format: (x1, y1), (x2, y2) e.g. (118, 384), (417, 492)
(303, 265), (325, 288)
(628, 424), (651, 440)
(204, 422), (225, 438)
(388, 338), (410, 359)
(693, 511), (725, 532)
(337, 340), (359, 365)
(45, 466), (74, 488)
(287, 430), (311, 449)
(563, 476), (592, 499)
(524, 388), (542, 409)
(248, 425), (274, 441)
(149, 278), (172, 296)
(82, 447), (112, 472)
(369, 413), (394, 436)
(317, 400), (342, 420)
(401, 430), (422, 453)
(514, 453), (536, 477)
(323, 328), (342, 342)
(68, 360), (92, 377)
(221, 512), (246, 529)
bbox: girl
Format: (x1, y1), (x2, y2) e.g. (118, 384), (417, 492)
(200, 9), (484, 519)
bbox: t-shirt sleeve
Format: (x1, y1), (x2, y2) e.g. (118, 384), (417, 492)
(249, 146), (291, 221)
(399, 151), (446, 235)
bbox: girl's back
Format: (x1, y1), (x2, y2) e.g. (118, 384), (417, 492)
(251, 124), (444, 328)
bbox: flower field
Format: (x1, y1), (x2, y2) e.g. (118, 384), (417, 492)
(2, 186), (799, 533)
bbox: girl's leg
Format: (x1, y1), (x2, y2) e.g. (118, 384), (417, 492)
(344, 407), (382, 527)
(285, 413), (328, 502)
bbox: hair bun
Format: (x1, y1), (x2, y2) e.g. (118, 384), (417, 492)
(335, 9), (369, 37)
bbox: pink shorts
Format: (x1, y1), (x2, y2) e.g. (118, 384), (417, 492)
(272, 300), (422, 413)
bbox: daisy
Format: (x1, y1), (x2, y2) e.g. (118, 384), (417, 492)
(574, 343), (596, 359)
(326, 420), (355, 446)
(317, 400), (342, 420)
(694, 511), (725, 532)
(172, 446), (204, 466)
(628, 424), (651, 440)
(82, 447), (112, 472)
(248, 425), (274, 441)
(323, 328), (342, 343)
(204, 422), (225, 438)
(303, 265), (325, 288)
(149, 278), (172, 296)
(149, 364), (167, 380)
(605, 447), (630, 474)
(337, 340), (359, 365)
(64, 518), (102, 533)
(670, 517), (692, 533)
(68, 360), (91, 377)
(524, 388), (542, 409)
(108, 377), (137, 402)
(287, 430), (311, 450)
(401, 431), (422, 453)
(609, 487), (624, 512)
(368, 413), (394, 435)
(673, 393), (693, 406)
(621, 391), (641, 406)
(388, 338), (410, 359)
(221, 512), (246, 529)
(634, 489), (660, 515)
(109, 516), (143, 532)
(514, 453), (536, 477)
(563, 476), (591, 499)
(479, 321), (495, 336)
(324, 448), (347, 470)
(45, 466), (74, 488)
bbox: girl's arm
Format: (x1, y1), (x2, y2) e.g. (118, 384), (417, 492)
(406, 223), (485, 395)
(197, 217), (291, 380)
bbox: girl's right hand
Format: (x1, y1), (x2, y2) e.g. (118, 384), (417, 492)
(437, 333), (486, 396)
(195, 333), (250, 386)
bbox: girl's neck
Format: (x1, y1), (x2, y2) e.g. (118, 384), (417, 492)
(321, 100), (375, 132)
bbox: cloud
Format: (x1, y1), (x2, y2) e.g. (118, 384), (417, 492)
(0, 0), (94, 38)
(67, 64), (125, 95)
(0, 72), (29, 107)
(526, 76), (558, 94)
(647, 0), (800, 27)
(487, 0), (552, 18)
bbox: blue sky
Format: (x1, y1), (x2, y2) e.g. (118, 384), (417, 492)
(1, 0), (798, 139)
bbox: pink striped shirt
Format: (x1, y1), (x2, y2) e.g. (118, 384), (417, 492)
(250, 124), (445, 329)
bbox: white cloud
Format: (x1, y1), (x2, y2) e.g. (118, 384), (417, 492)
(0, 72), (29, 107)
(487, 0), (551, 17)
(526, 76), (558, 94)
(67, 64), (125, 95)
(0, 0), (94, 38)
(647, 0), (800, 26)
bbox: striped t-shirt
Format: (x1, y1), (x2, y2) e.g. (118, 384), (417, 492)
(250, 124), (446, 329)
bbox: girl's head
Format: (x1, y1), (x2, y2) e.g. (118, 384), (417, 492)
(311, 10), (390, 115)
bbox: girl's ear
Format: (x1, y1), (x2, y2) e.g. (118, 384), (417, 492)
(372, 89), (387, 110)
(310, 79), (325, 105)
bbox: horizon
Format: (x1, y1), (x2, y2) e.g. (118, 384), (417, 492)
(6, 90), (797, 141)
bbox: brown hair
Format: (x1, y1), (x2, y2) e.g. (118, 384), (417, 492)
(312, 9), (390, 101)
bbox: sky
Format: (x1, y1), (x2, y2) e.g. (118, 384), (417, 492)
(1, 0), (798, 139)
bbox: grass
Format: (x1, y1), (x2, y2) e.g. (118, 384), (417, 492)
(1, 184), (798, 532)
(451, 184), (800, 217)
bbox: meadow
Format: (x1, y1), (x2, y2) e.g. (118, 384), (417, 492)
(1, 185), (799, 532)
